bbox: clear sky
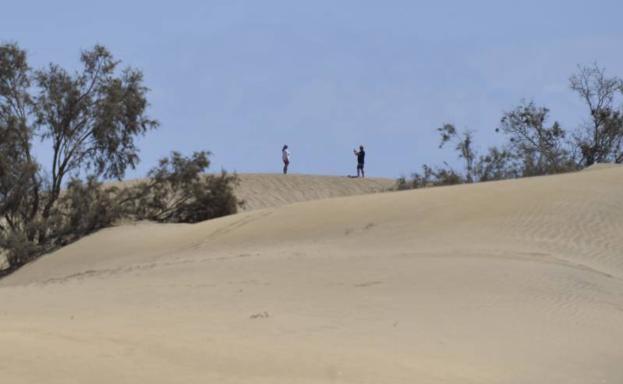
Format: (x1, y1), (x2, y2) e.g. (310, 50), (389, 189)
(2, 0), (623, 178)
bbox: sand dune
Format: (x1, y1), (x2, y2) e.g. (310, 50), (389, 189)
(1, 167), (623, 383)
(0, 175), (392, 273)
(234, 173), (394, 211)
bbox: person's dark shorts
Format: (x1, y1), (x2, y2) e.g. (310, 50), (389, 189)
(357, 162), (364, 170)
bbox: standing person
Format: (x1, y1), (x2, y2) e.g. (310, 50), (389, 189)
(282, 145), (291, 174)
(354, 145), (365, 178)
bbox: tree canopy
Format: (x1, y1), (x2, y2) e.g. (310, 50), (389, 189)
(0, 43), (239, 273)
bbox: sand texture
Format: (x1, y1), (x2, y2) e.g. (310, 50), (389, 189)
(1, 167), (623, 383)
(234, 173), (394, 211)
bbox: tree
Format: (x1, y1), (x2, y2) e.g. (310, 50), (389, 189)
(401, 63), (623, 191)
(399, 124), (502, 189)
(51, 177), (122, 245)
(475, 147), (519, 182)
(569, 64), (623, 166)
(0, 43), (244, 274)
(0, 43), (159, 268)
(0, 43), (39, 241)
(498, 101), (573, 176)
(34, 45), (158, 231)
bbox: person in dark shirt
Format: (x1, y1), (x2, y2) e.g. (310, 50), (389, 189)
(353, 145), (365, 178)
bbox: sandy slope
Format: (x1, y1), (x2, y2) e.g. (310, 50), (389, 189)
(0, 175), (391, 271)
(1, 167), (623, 383)
(234, 174), (394, 211)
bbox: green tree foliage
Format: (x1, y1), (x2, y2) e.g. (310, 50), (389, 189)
(474, 147), (519, 182)
(1, 43), (158, 244)
(0, 44), (39, 236)
(438, 124), (477, 183)
(121, 151), (240, 223)
(33, 45), (158, 227)
(401, 64), (623, 190)
(120, 151), (241, 223)
(48, 177), (123, 246)
(569, 64), (623, 166)
(397, 164), (464, 190)
(498, 101), (575, 176)
(0, 44), (240, 273)
(399, 124), (517, 188)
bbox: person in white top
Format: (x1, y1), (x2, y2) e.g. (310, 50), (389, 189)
(282, 145), (291, 174)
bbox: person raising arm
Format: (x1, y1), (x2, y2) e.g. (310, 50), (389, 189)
(353, 145), (365, 178)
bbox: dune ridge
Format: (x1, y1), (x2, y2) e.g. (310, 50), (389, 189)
(234, 173), (395, 211)
(1, 167), (623, 383)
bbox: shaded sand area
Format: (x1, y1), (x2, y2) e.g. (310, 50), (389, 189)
(1, 166), (623, 383)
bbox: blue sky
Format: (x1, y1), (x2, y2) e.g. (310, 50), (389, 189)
(2, 0), (623, 178)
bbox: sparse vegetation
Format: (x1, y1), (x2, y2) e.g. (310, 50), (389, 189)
(399, 64), (623, 189)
